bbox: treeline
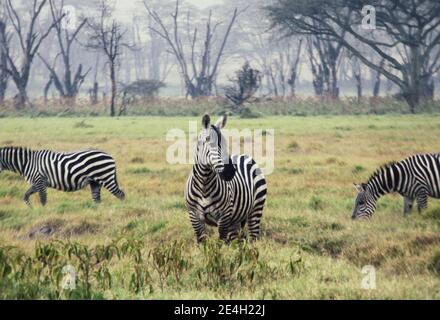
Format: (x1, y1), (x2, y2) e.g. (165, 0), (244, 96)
(0, 0), (439, 116)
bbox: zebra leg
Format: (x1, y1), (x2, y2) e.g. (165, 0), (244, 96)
(416, 193), (428, 214)
(218, 215), (232, 243)
(23, 185), (38, 207)
(34, 178), (49, 206)
(403, 197), (414, 215)
(90, 181), (102, 203)
(189, 211), (207, 243)
(38, 185), (48, 206)
(247, 203), (265, 241)
(228, 223), (242, 242)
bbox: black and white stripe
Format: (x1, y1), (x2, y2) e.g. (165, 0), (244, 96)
(352, 153), (440, 219)
(0, 147), (125, 206)
(185, 114), (267, 243)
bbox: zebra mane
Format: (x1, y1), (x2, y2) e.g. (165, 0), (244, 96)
(368, 161), (398, 182)
(0, 146), (31, 152)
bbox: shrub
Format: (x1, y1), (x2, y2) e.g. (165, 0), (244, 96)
(309, 195), (324, 211)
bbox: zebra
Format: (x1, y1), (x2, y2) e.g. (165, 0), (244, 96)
(0, 147), (125, 206)
(352, 153), (440, 219)
(185, 114), (267, 243)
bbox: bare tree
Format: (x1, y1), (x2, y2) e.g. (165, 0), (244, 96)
(145, 0), (240, 98)
(38, 0), (89, 105)
(87, 0), (127, 117)
(2, 0), (61, 109)
(268, 0), (440, 112)
(264, 38), (303, 98)
(305, 31), (344, 99)
(0, 16), (9, 104)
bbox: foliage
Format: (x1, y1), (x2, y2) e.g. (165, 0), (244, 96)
(0, 238), (297, 299)
(122, 80), (165, 98)
(1, 97), (439, 117)
(225, 62), (262, 110)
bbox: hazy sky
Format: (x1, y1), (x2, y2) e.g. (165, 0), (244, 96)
(115, 0), (224, 18)
(186, 0), (223, 7)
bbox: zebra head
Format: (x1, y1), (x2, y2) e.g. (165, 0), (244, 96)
(196, 113), (235, 181)
(352, 183), (376, 220)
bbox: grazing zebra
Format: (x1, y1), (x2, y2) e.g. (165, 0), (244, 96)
(185, 114), (267, 243)
(0, 147), (125, 206)
(352, 153), (440, 219)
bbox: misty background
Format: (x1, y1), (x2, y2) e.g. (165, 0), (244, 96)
(0, 0), (439, 115)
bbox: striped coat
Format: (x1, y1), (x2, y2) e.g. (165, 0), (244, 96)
(352, 153), (440, 219)
(185, 114), (267, 242)
(0, 147), (125, 206)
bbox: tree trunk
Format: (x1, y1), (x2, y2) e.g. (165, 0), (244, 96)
(90, 82), (99, 105)
(44, 76), (53, 105)
(373, 71), (381, 98)
(355, 74), (362, 102)
(403, 78), (433, 114)
(288, 67), (297, 97)
(330, 63), (339, 99)
(0, 21), (7, 105)
(373, 60), (384, 98)
(14, 83), (28, 110)
(110, 62), (116, 117)
(402, 45), (435, 113)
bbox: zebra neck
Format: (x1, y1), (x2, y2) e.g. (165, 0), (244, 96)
(367, 165), (399, 198)
(192, 164), (218, 192)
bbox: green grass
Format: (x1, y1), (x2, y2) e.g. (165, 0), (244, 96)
(1, 115), (440, 299)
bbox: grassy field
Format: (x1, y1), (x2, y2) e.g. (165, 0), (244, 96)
(0, 115), (440, 299)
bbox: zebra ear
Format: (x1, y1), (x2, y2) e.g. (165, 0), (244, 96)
(202, 114), (211, 129)
(353, 183), (365, 192)
(215, 113), (228, 129)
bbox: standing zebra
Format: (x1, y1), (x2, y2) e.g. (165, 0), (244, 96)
(0, 147), (125, 206)
(352, 153), (440, 219)
(185, 114), (267, 243)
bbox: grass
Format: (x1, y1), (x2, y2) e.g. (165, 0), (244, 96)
(0, 115), (440, 299)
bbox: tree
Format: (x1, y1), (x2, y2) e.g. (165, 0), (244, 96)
(267, 0), (440, 112)
(119, 79), (165, 116)
(0, 17), (9, 104)
(145, 0), (240, 98)
(228, 0), (303, 98)
(286, 39), (303, 97)
(305, 33), (344, 98)
(225, 62), (261, 110)
(87, 0), (127, 117)
(264, 38), (303, 98)
(1, 0), (61, 108)
(38, 0), (90, 105)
